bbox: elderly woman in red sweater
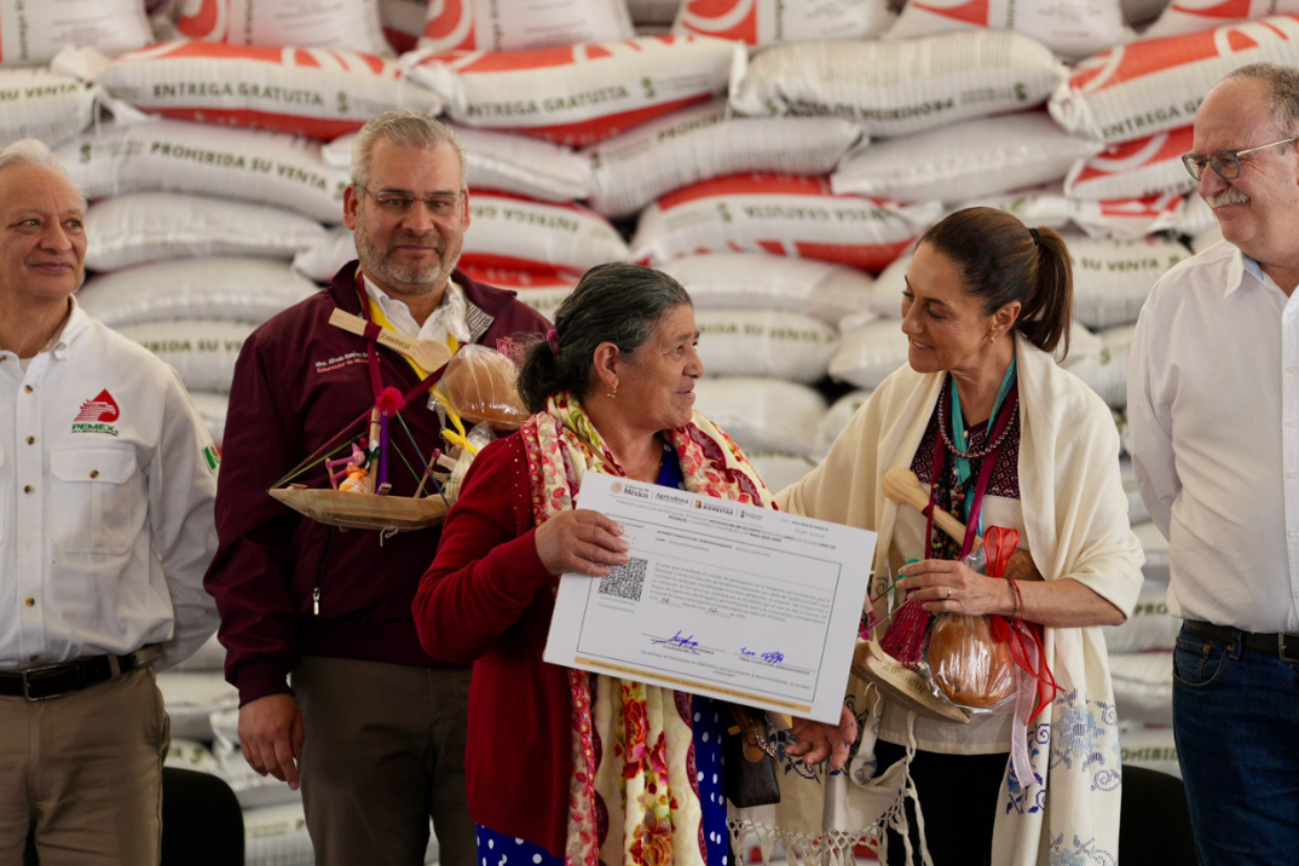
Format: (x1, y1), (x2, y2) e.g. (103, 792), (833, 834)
(413, 263), (855, 866)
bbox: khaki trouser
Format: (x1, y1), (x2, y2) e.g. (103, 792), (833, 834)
(0, 666), (169, 866)
(293, 656), (475, 866)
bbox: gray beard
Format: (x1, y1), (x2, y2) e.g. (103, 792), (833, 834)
(353, 223), (462, 295)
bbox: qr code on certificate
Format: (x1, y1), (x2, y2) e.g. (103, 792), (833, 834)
(598, 557), (648, 602)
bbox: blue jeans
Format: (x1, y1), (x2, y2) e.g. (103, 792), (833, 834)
(1172, 624), (1299, 866)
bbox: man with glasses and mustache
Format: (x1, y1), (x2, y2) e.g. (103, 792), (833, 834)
(1129, 63), (1299, 866)
(205, 110), (549, 866)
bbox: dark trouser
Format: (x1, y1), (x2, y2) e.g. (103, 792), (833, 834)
(874, 740), (1008, 866)
(292, 656), (475, 866)
(1173, 624), (1299, 866)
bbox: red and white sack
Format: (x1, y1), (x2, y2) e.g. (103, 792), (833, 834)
(884, 0), (1134, 61)
(379, 0), (427, 53)
(1104, 581), (1178, 654)
(324, 127), (593, 203)
(672, 0), (894, 46)
(1070, 192), (1185, 239)
(405, 35), (739, 147)
(0, 67), (95, 148)
(1064, 125), (1196, 200)
(1049, 15), (1299, 143)
(1176, 191), (1217, 237)
(817, 389), (873, 455)
(1143, 0), (1299, 39)
(79, 258), (317, 328)
(1109, 651), (1173, 726)
(729, 30), (1067, 138)
(630, 174), (942, 273)
(57, 119), (349, 224)
(951, 185), (1078, 234)
(419, 0), (634, 52)
(461, 266), (579, 319)
(165, 0), (390, 56)
(85, 193), (328, 272)
(1069, 323), (1136, 409)
(1123, 0), (1172, 27)
(831, 112), (1102, 205)
(696, 309), (838, 384)
(0, 0), (151, 67)
(585, 97), (863, 218)
(72, 41), (441, 141)
(463, 192), (628, 272)
(691, 377), (828, 458)
(1068, 234), (1190, 328)
(115, 320), (255, 394)
(1120, 724), (1182, 779)
(659, 253), (875, 323)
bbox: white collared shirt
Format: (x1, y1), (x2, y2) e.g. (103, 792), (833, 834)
(1129, 240), (1299, 632)
(0, 299), (220, 671)
(363, 275), (471, 344)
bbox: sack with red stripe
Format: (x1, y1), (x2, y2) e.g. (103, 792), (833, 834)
(419, 0), (634, 52)
(1049, 14), (1299, 142)
(162, 0), (390, 56)
(379, 0), (426, 53)
(954, 184), (1185, 239)
(630, 174), (941, 273)
(404, 35), (740, 147)
(832, 111), (1102, 205)
(585, 97), (862, 218)
(0, 67), (95, 148)
(659, 253), (876, 323)
(729, 29), (1067, 138)
(0, 0), (151, 67)
(884, 0), (1133, 61)
(463, 191), (628, 272)
(1064, 125), (1197, 200)
(72, 41), (442, 141)
(672, 0), (894, 46)
(1143, 0), (1299, 39)
(460, 266), (580, 319)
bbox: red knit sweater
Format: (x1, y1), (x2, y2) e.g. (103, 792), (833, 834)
(413, 433), (573, 855)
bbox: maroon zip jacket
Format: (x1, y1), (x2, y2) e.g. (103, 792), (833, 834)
(204, 263), (550, 706)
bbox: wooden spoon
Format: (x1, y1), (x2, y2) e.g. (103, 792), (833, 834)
(329, 308), (453, 373)
(882, 467), (982, 551)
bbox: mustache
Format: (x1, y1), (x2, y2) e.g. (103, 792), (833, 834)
(1206, 187), (1250, 208)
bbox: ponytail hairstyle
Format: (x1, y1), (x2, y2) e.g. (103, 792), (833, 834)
(516, 263), (692, 414)
(917, 207), (1073, 359)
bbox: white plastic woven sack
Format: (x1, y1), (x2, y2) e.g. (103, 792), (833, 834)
(115, 320), (255, 394)
(1070, 192), (1186, 239)
(419, 0), (634, 52)
(630, 174), (941, 273)
(1120, 455), (1150, 524)
(1110, 650), (1173, 726)
(884, 0), (1132, 61)
(292, 226), (355, 282)
(79, 259), (318, 328)
(817, 389), (873, 456)
(832, 112), (1102, 205)
(324, 127), (593, 203)
(165, 738), (223, 774)
(380, 0), (426, 52)
(57, 120), (349, 224)
(691, 377), (828, 458)
(242, 803), (315, 866)
(1064, 125), (1196, 201)
(696, 310), (838, 384)
(1069, 324), (1136, 409)
(406, 35), (738, 147)
(729, 30), (1067, 138)
(1103, 581), (1178, 654)
(659, 254), (876, 324)
(1068, 234), (1190, 329)
(585, 98), (862, 218)
(672, 0), (894, 46)
(172, 632), (227, 672)
(1176, 192), (1217, 237)
(1049, 15), (1299, 143)
(1133, 520), (1170, 582)
(463, 193), (628, 272)
(1119, 724), (1182, 779)
(85, 193), (328, 272)
(748, 452), (817, 493)
(461, 266), (578, 320)
(165, 0), (389, 54)
(0, 68), (96, 148)
(188, 392), (231, 450)
(1190, 223), (1224, 254)
(0, 0), (151, 67)
(73, 41), (441, 141)
(155, 670), (240, 740)
(1143, 0), (1299, 39)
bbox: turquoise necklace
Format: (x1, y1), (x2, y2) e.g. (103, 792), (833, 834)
(940, 356), (1018, 537)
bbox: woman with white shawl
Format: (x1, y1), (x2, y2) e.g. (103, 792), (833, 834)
(740, 208), (1144, 866)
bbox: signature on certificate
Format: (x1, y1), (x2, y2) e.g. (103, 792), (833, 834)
(741, 647), (785, 665)
(652, 630), (700, 650)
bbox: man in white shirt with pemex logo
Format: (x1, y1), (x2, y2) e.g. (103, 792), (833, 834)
(0, 139), (220, 864)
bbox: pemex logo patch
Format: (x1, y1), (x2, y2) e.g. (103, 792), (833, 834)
(72, 390), (120, 436)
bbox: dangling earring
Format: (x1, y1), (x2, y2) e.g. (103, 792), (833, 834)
(606, 386), (618, 399)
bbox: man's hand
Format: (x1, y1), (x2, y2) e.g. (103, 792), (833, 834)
(238, 693), (305, 790)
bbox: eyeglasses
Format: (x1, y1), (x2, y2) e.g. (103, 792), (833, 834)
(356, 186), (463, 217)
(1181, 136), (1299, 181)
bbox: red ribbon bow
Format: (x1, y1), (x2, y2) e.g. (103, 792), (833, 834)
(985, 526), (1060, 721)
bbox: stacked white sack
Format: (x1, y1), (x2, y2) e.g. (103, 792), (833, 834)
(0, 0), (152, 66)
(1120, 724), (1182, 779)
(672, 0), (895, 46)
(1069, 234), (1191, 329)
(1120, 456), (1151, 524)
(585, 98), (863, 218)
(460, 268), (581, 320)
(405, 35), (739, 147)
(188, 393), (231, 452)
(57, 119), (350, 224)
(115, 320), (254, 394)
(817, 389), (873, 457)
(292, 227), (357, 284)
(0, 68), (96, 148)
(691, 378), (829, 459)
(954, 184), (1185, 240)
(695, 310), (839, 384)
(831, 111), (1102, 205)
(659, 254), (875, 324)
(885, 0), (1133, 61)
(84, 194), (328, 272)
(1070, 324), (1137, 409)
(630, 173), (941, 272)
(1110, 650), (1173, 726)
(1133, 520), (1171, 583)
(1049, 15), (1299, 143)
(729, 30), (1068, 138)
(156, 670), (240, 740)
(419, 0), (634, 52)
(173, 633), (227, 673)
(161, 0), (391, 56)
(1065, 126), (1197, 201)
(324, 127), (593, 203)
(1103, 580), (1179, 654)
(1143, 0), (1299, 39)
(747, 452), (817, 493)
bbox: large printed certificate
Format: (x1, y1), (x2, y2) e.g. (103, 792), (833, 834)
(543, 473), (877, 724)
